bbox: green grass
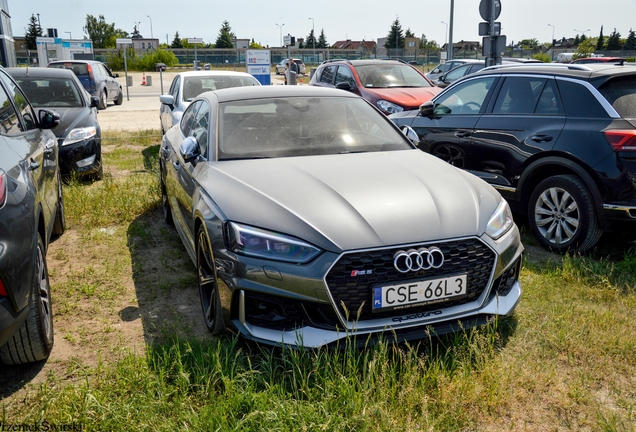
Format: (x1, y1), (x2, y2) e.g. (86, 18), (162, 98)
(2, 130), (636, 430)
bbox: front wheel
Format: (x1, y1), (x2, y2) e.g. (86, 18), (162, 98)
(0, 234), (54, 365)
(161, 176), (173, 225)
(114, 89), (123, 105)
(197, 227), (224, 334)
(52, 172), (66, 236)
(528, 174), (603, 253)
(432, 144), (466, 168)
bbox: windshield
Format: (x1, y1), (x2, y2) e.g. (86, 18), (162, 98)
(218, 96), (412, 160)
(182, 76), (259, 102)
(15, 77), (83, 108)
(354, 64), (433, 88)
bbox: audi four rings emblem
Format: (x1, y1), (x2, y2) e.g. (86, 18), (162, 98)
(393, 247), (445, 273)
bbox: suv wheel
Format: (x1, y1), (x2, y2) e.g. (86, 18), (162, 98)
(98, 90), (107, 110)
(0, 234), (54, 365)
(528, 174), (603, 253)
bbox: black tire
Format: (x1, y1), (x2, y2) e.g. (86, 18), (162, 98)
(98, 90), (107, 110)
(528, 174), (603, 253)
(114, 89), (123, 105)
(0, 234), (54, 365)
(432, 144), (467, 168)
(161, 176), (173, 225)
(197, 226), (224, 334)
(52, 172), (66, 236)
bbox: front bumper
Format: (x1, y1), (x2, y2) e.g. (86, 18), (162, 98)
(58, 137), (101, 176)
(219, 226), (524, 348)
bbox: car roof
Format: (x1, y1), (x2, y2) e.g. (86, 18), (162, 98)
(176, 70), (255, 78)
(48, 60), (102, 65)
(322, 59), (411, 67)
(199, 85), (360, 104)
(468, 62), (636, 84)
(6, 67), (77, 79)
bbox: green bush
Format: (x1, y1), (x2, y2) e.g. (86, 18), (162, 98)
(105, 48), (178, 72)
(533, 53), (551, 63)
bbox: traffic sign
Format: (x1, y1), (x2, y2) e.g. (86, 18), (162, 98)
(283, 34), (292, 46)
(482, 35), (507, 56)
(36, 37), (55, 43)
(116, 38), (132, 44)
(479, 0), (501, 21)
(479, 22), (501, 36)
(188, 38), (203, 44)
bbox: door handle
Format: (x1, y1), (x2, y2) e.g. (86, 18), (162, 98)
(162, 145), (171, 156)
(531, 135), (553, 143)
(455, 131), (471, 138)
(29, 159), (40, 171)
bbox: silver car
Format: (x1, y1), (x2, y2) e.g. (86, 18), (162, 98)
(159, 71), (260, 134)
(159, 86), (523, 348)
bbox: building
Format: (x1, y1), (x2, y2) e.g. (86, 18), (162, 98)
(332, 39), (376, 56)
(36, 38), (94, 64)
(233, 38), (250, 49)
(0, 0), (16, 67)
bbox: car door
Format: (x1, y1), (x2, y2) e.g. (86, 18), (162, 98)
(408, 75), (498, 170)
(470, 76), (566, 193)
(100, 63), (118, 100)
(161, 75), (181, 133)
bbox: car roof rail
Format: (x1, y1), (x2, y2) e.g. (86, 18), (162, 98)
(320, 59), (352, 65)
(383, 58), (408, 64)
(482, 63), (594, 72)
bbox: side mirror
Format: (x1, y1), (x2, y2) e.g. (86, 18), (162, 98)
(400, 126), (420, 145)
(160, 94), (175, 109)
(113, 73), (120, 78)
(419, 101), (435, 118)
(335, 81), (354, 91)
(38, 109), (60, 129)
(90, 96), (100, 108)
(179, 136), (200, 163)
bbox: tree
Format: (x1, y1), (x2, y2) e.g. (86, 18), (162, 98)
(305, 29), (316, 51)
(25, 14), (43, 50)
(419, 34), (438, 51)
(624, 29), (636, 50)
(384, 17), (404, 51)
(317, 29), (328, 49)
(171, 32), (183, 48)
(83, 14), (118, 48)
(605, 28), (622, 50)
(574, 34), (580, 45)
(249, 38), (263, 49)
(405, 28), (414, 38)
(215, 20), (234, 48)
(575, 39), (596, 59)
(596, 26), (605, 50)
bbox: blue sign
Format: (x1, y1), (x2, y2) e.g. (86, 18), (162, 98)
(246, 50), (271, 85)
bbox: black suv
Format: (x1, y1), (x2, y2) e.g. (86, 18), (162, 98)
(390, 63), (636, 252)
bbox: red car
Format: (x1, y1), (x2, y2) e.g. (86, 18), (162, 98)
(570, 57), (624, 64)
(309, 59), (440, 115)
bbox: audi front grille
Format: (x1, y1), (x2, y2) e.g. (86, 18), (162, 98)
(324, 238), (497, 322)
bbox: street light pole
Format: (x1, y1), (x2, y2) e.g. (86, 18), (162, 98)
(574, 28), (590, 36)
(441, 21), (448, 47)
(147, 15), (153, 40)
(308, 17), (315, 62)
(276, 23), (285, 47)
(548, 23), (555, 61)
(448, 0), (455, 61)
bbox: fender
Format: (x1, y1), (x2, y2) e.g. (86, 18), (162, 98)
(515, 156), (606, 224)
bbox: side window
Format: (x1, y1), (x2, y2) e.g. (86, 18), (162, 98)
(319, 65), (337, 85)
(335, 66), (355, 88)
(433, 77), (496, 115)
(492, 77), (544, 115)
(557, 79), (609, 118)
(181, 100), (202, 137)
(535, 79), (565, 115)
(0, 82), (21, 135)
(170, 76), (180, 101)
(93, 64), (104, 76)
(0, 71), (37, 131)
(444, 64), (470, 81)
(192, 101), (210, 158)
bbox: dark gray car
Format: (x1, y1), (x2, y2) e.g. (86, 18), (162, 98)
(0, 66), (64, 365)
(160, 85), (523, 348)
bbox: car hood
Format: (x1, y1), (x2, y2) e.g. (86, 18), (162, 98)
(35, 107), (93, 140)
(198, 150), (501, 252)
(364, 87), (440, 109)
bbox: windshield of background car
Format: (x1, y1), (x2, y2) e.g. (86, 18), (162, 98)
(182, 76), (259, 101)
(433, 77), (496, 115)
(217, 97), (412, 160)
(49, 62), (89, 76)
(598, 77), (636, 118)
(15, 78), (83, 108)
(355, 64), (433, 88)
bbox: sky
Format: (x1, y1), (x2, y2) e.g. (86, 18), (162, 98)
(8, 0), (636, 49)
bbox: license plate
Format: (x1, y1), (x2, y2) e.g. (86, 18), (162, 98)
(372, 274), (467, 312)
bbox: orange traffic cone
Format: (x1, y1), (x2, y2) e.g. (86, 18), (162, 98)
(141, 72), (147, 86)
(299, 76), (303, 85)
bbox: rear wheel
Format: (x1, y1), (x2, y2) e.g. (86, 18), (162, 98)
(98, 90), (107, 110)
(0, 234), (54, 365)
(197, 226), (224, 334)
(528, 174), (603, 253)
(52, 172), (66, 236)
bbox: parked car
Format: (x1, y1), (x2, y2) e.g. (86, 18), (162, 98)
(155, 63), (167, 72)
(309, 59), (441, 115)
(8, 67), (103, 179)
(47, 60), (123, 110)
(570, 57), (624, 64)
(275, 59), (306, 75)
(159, 71), (260, 134)
(0, 66), (64, 365)
(159, 85), (523, 348)
(434, 59), (544, 88)
(425, 59), (471, 82)
(390, 62), (636, 252)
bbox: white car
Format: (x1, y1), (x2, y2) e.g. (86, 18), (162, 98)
(159, 71), (260, 134)
(275, 59), (306, 75)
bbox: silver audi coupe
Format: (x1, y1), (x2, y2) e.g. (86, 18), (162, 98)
(159, 85), (523, 348)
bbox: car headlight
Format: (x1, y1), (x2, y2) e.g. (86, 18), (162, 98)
(227, 222), (322, 263)
(486, 198), (514, 240)
(62, 126), (97, 146)
(377, 100), (404, 115)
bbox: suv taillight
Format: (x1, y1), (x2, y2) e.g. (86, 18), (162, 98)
(0, 171), (6, 208)
(0, 279), (7, 297)
(605, 130), (636, 151)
